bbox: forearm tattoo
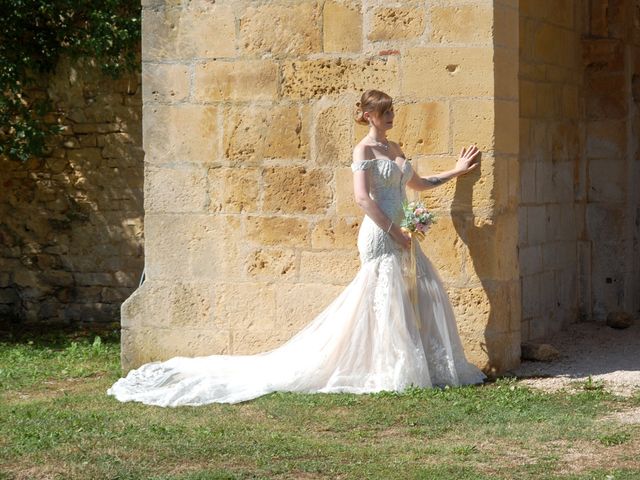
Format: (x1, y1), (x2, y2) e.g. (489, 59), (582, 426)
(424, 176), (444, 186)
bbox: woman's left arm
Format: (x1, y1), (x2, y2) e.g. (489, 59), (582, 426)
(407, 144), (481, 191)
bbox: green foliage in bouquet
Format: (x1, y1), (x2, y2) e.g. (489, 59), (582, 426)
(0, 0), (140, 161)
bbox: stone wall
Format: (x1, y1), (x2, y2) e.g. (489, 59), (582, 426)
(518, 0), (640, 340)
(518, 0), (584, 341)
(0, 58), (143, 329)
(582, 0), (640, 321)
(124, 0), (520, 374)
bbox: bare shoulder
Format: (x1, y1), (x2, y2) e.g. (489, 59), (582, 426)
(352, 142), (371, 162)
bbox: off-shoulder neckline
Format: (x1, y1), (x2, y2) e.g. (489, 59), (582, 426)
(353, 157), (411, 172)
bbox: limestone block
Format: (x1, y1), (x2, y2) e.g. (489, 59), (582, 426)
(299, 250), (360, 284)
(606, 311), (633, 329)
(403, 47), (494, 98)
(421, 217), (470, 286)
(429, 4), (493, 44)
(263, 167), (332, 214)
(391, 102), (449, 156)
(368, 7), (425, 41)
(520, 0), (573, 29)
(142, 63), (190, 103)
(453, 99), (518, 156)
(311, 217), (360, 249)
(121, 280), (171, 328)
(239, 2), (321, 57)
(231, 329), (292, 355)
(335, 167), (361, 216)
(562, 85), (580, 119)
(280, 57), (399, 99)
(193, 60), (278, 102)
(587, 120), (627, 159)
(143, 104), (219, 164)
(275, 283), (345, 333)
(215, 282), (276, 331)
(519, 245), (543, 277)
(533, 23), (576, 66)
(101, 132), (138, 159)
(142, 4), (235, 61)
(588, 159), (627, 203)
(323, 1), (362, 53)
(121, 326), (230, 370)
(519, 81), (537, 117)
(521, 342), (560, 362)
(208, 167), (260, 214)
(170, 282), (216, 328)
(223, 105), (309, 163)
(314, 103), (354, 166)
(494, 47), (519, 100)
(145, 165), (208, 213)
(245, 248), (297, 281)
(525, 205), (547, 246)
(145, 214), (245, 281)
(494, 3), (519, 48)
(245, 216), (310, 247)
(585, 73), (627, 119)
(586, 203), (628, 241)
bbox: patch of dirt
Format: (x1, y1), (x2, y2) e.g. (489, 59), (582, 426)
(601, 407), (640, 425)
(513, 322), (640, 397)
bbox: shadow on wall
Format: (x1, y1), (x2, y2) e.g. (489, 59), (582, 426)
(451, 156), (519, 376)
(0, 57), (144, 332)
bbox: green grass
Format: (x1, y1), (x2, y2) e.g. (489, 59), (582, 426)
(1, 331), (639, 480)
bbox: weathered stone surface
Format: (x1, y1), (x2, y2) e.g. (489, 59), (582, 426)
(606, 311), (633, 329)
(275, 283), (345, 333)
(281, 58), (399, 99)
(145, 165), (208, 213)
(335, 167), (361, 217)
(368, 7), (425, 41)
(299, 250), (360, 284)
(430, 4), (493, 44)
(263, 167), (332, 214)
(121, 326), (230, 370)
(521, 342), (560, 362)
(208, 167), (260, 213)
(311, 218), (360, 249)
(245, 216), (310, 247)
(142, 3), (236, 61)
(245, 248), (297, 281)
(314, 102), (353, 166)
(142, 63), (190, 103)
(239, 2), (321, 57)
(403, 47), (494, 98)
(392, 102), (449, 156)
(144, 104), (219, 164)
(215, 282), (277, 333)
(169, 282), (216, 328)
(145, 214), (244, 281)
(323, 1), (362, 53)
(223, 105), (309, 163)
(193, 60), (278, 102)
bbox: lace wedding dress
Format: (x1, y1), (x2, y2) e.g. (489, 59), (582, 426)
(107, 158), (486, 406)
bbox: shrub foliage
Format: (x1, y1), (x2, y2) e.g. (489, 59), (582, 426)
(0, 0), (140, 161)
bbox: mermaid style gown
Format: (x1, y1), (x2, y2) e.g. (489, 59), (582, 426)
(107, 158), (486, 406)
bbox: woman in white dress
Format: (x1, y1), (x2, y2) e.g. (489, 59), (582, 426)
(107, 89), (486, 407)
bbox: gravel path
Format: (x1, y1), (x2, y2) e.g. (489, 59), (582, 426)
(513, 321), (640, 397)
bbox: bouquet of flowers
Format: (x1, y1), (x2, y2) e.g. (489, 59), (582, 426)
(400, 200), (435, 240)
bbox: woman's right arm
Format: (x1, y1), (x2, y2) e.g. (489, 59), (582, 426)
(352, 150), (411, 250)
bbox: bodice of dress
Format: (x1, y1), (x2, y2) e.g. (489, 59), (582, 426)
(351, 158), (413, 223)
(351, 158), (414, 264)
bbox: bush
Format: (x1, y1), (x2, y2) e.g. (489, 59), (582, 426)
(0, 0), (140, 161)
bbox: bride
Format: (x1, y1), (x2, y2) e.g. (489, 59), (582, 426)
(107, 89), (486, 407)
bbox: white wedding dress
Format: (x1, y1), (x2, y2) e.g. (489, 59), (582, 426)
(107, 158), (486, 406)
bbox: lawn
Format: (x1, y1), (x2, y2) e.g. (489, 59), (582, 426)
(1, 330), (639, 480)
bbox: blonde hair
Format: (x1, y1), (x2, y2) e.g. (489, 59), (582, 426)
(354, 89), (393, 125)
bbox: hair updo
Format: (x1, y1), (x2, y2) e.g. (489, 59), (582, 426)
(354, 89), (393, 125)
